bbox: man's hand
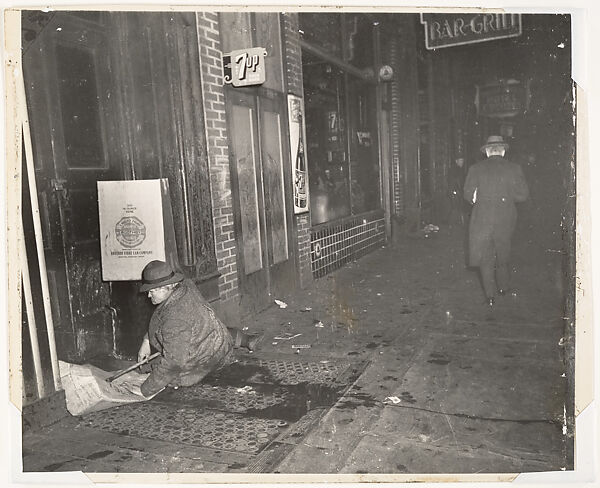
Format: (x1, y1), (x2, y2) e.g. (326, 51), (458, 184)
(138, 336), (151, 363)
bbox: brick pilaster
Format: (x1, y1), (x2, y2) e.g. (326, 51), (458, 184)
(196, 12), (240, 304)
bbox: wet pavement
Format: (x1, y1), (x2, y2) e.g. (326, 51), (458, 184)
(21, 223), (571, 474)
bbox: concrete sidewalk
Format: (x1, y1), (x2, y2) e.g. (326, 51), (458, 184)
(249, 225), (568, 474)
(21, 224), (570, 475)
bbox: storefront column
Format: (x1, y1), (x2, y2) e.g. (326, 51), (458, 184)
(387, 15), (420, 233)
(282, 13), (314, 289)
(196, 12), (241, 322)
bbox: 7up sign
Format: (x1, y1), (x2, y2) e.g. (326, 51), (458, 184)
(223, 47), (268, 87)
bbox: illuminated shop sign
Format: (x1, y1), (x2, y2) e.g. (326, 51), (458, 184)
(420, 13), (522, 50)
(476, 80), (528, 118)
(223, 47), (268, 87)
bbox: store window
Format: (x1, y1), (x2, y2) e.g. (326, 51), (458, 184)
(347, 78), (381, 214)
(300, 13), (381, 225)
(303, 55), (351, 224)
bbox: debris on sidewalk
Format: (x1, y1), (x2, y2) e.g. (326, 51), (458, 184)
(274, 332), (302, 341)
(314, 320), (325, 328)
(236, 385), (256, 395)
(274, 299), (288, 308)
(292, 344), (311, 353)
(384, 396), (402, 404)
(423, 223), (439, 233)
(300, 307), (312, 312)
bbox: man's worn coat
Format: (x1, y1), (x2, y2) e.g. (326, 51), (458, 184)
(141, 279), (234, 396)
(463, 156), (529, 267)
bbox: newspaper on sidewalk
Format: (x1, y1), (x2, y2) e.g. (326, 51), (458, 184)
(59, 361), (162, 416)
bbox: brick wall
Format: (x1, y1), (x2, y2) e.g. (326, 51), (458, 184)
(196, 12), (240, 305)
(282, 13), (304, 97)
(282, 13), (313, 287)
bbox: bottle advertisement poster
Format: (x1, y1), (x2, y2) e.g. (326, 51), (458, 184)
(98, 179), (167, 281)
(288, 94), (310, 214)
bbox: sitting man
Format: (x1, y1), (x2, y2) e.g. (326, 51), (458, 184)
(137, 260), (261, 397)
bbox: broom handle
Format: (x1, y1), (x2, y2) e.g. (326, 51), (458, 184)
(106, 352), (161, 383)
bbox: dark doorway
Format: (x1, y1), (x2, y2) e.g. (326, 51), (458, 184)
(23, 12), (121, 361)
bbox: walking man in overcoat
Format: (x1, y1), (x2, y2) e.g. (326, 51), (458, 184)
(463, 135), (529, 306)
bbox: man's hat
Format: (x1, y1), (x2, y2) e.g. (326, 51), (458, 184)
(140, 260), (184, 292)
(480, 135), (509, 153)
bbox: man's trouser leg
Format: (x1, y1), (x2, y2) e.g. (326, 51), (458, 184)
(228, 327), (244, 347)
(495, 235), (512, 292)
(227, 327), (263, 350)
(479, 240), (497, 299)
(496, 260), (510, 292)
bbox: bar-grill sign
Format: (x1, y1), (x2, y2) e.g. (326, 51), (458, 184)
(223, 47), (267, 87)
(420, 13), (522, 50)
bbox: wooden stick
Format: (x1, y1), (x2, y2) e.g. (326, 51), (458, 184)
(19, 72), (62, 391)
(106, 352), (161, 383)
(20, 226), (46, 399)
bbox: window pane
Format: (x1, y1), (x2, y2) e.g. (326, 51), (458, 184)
(230, 105), (263, 274)
(261, 110), (288, 264)
(303, 54), (351, 224)
(348, 80), (381, 213)
(299, 13), (342, 57)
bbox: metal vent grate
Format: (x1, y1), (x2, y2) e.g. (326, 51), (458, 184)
(254, 359), (350, 385)
(155, 383), (289, 412)
(81, 402), (282, 454)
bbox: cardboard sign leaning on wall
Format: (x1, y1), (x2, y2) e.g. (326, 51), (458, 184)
(98, 179), (178, 281)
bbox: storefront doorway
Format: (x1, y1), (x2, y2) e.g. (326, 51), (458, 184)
(221, 12), (296, 313)
(23, 12), (119, 361)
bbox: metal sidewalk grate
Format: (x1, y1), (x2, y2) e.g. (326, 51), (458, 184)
(155, 383), (289, 412)
(81, 402), (282, 454)
(254, 358), (350, 385)
(79, 357), (369, 469)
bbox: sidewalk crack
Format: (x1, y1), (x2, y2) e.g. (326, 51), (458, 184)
(385, 403), (560, 425)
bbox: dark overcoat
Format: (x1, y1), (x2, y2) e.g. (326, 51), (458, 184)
(141, 279), (234, 396)
(463, 156), (529, 267)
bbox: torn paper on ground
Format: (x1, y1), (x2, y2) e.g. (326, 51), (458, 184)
(59, 361), (161, 416)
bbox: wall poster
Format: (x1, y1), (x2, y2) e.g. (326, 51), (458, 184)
(98, 179), (176, 281)
(288, 94), (310, 214)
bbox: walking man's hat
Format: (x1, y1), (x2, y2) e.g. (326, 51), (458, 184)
(480, 135), (509, 153)
(140, 260), (184, 292)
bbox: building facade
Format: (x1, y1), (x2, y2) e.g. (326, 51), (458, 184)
(18, 11), (574, 426)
